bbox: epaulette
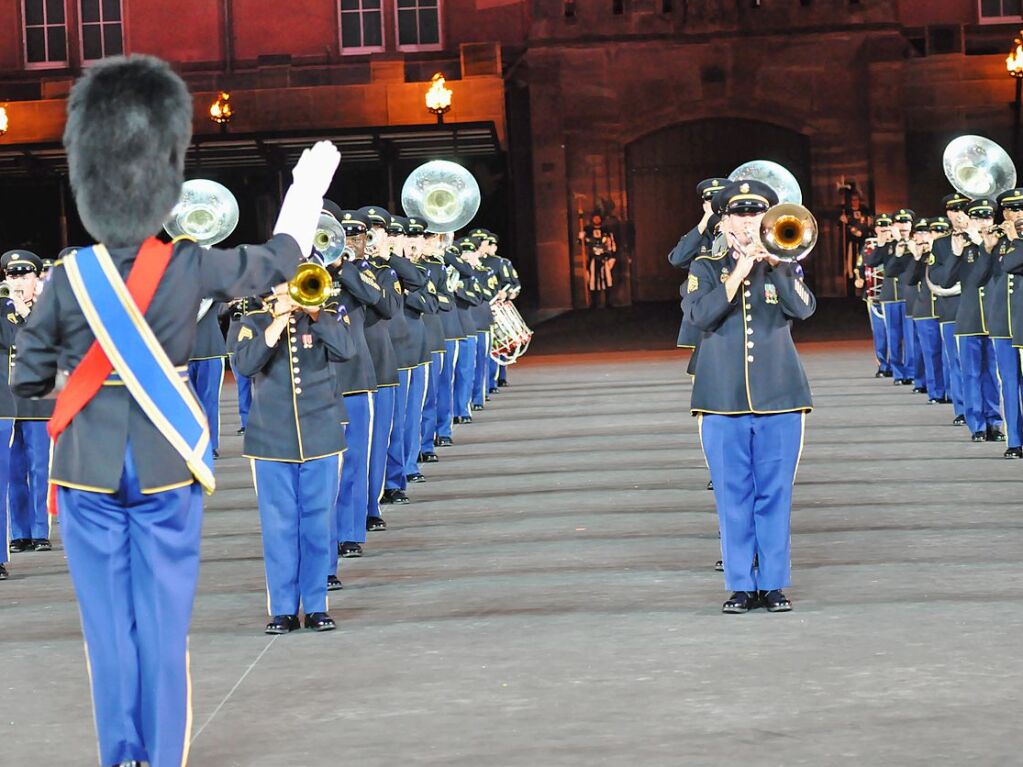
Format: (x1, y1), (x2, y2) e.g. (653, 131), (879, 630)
(694, 251), (726, 262)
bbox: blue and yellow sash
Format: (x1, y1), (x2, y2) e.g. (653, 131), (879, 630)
(63, 245), (215, 493)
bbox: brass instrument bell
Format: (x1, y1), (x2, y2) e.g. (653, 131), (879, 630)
(401, 161), (481, 234)
(0, 281), (10, 300)
(312, 211), (347, 266)
(163, 179), (240, 247)
(942, 136), (1017, 200)
(760, 203), (817, 261)
(287, 261), (335, 308)
(729, 160), (803, 206)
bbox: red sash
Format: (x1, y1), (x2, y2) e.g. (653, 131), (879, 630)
(47, 237), (174, 512)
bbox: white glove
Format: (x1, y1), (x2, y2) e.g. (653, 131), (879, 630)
(273, 141), (342, 257)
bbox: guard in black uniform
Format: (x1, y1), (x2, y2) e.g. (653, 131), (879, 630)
(683, 180), (815, 614)
(234, 281), (355, 633)
(0, 250), (56, 552)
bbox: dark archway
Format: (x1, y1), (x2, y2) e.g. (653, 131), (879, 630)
(625, 119), (812, 302)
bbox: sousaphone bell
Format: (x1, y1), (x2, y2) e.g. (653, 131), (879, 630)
(312, 211), (347, 266)
(942, 135), (1017, 200)
(401, 160), (481, 234)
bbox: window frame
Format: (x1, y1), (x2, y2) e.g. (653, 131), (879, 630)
(394, 0), (443, 53)
(977, 0), (1023, 25)
(22, 0), (69, 70)
(77, 0), (126, 63)
(338, 0), (387, 55)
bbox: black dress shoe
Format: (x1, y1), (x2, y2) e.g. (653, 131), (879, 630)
(213, 448), (220, 460)
(912, 386), (927, 394)
(714, 560), (724, 572)
(367, 516), (387, 532)
(1004, 447), (1023, 459)
(419, 452), (439, 463)
(706, 479), (714, 491)
(381, 488), (410, 505)
(489, 386), (500, 394)
(760, 589), (793, 612)
(435, 436), (453, 447)
(265, 614), (301, 635)
(453, 415), (473, 424)
(304, 612), (336, 632)
(987, 425), (1006, 442)
(406, 472), (426, 484)
(972, 431), (986, 442)
(471, 404), (485, 411)
(874, 369), (886, 378)
(722, 591), (761, 614)
(497, 380), (509, 387)
(32, 538), (52, 552)
(236, 426), (246, 435)
(894, 378), (913, 386)
(339, 542), (363, 558)
(0, 563), (8, 580)
(327, 575), (344, 591)
(937, 397), (952, 404)
(882, 370), (893, 378)
(8, 538), (31, 554)
(953, 415), (966, 425)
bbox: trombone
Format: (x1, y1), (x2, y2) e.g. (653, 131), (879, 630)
(759, 203), (818, 262)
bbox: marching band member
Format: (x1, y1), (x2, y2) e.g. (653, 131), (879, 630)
(188, 299), (226, 458)
(388, 216), (437, 485)
(463, 237), (498, 412)
(449, 242), (482, 424)
(855, 216), (891, 377)
(0, 250), (55, 553)
(985, 189), (1023, 458)
(933, 198), (1004, 442)
(11, 55), (332, 767)
(475, 229), (518, 393)
(358, 209), (405, 523)
(933, 196), (970, 425)
(434, 243), (473, 445)
(891, 210), (927, 393)
(905, 219), (947, 403)
(328, 208), (386, 563)
(416, 225), (453, 465)
(234, 279), (354, 633)
(865, 213), (914, 384)
(999, 192), (1023, 448)
(683, 180), (815, 614)
(0, 283), (11, 578)
(225, 296), (260, 435)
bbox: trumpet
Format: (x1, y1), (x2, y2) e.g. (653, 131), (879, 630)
(287, 261), (335, 308)
(0, 282), (9, 300)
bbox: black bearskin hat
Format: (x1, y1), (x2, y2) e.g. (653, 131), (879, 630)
(63, 55), (193, 249)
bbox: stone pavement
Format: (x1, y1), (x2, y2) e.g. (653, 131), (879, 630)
(2, 338), (1022, 766)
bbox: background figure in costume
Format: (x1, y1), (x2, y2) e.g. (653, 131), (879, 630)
(10, 55), (337, 767)
(580, 213), (617, 308)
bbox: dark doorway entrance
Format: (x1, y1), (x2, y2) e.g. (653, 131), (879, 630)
(626, 119), (811, 302)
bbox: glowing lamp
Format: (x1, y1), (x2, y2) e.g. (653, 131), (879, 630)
(210, 91), (233, 125)
(425, 73), (452, 124)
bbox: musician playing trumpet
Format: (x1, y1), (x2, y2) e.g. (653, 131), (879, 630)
(234, 278), (356, 634)
(683, 180), (815, 615)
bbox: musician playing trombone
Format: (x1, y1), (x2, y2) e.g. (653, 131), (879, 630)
(683, 180), (815, 614)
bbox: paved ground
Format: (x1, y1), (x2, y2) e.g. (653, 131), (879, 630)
(3, 309), (1022, 766)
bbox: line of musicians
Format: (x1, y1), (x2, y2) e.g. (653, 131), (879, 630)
(855, 190), (1023, 458)
(0, 210), (522, 632)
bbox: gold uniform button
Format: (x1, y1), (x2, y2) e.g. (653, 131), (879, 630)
(292, 356), (299, 363)
(746, 315), (752, 321)
(747, 341), (755, 349)
(743, 280), (751, 286)
(747, 355), (754, 362)
(294, 387), (303, 395)
(744, 291), (752, 298)
(746, 328), (753, 335)
(293, 377), (301, 385)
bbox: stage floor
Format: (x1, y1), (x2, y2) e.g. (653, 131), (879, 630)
(3, 342), (1022, 766)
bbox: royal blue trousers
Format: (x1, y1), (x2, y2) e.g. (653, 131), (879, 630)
(700, 412), (805, 593)
(941, 321), (965, 419)
(420, 350), (443, 455)
(957, 335), (1002, 434)
(230, 356), (252, 430)
(992, 338), (1023, 448)
(905, 314), (925, 388)
(60, 445), (202, 767)
(436, 340), (459, 440)
(9, 420), (51, 541)
(915, 317), (945, 400)
(367, 384), (396, 519)
(386, 368), (412, 491)
(336, 392), (373, 546)
(253, 453), (340, 617)
(882, 302), (909, 380)
(454, 335), (477, 419)
(403, 363), (428, 477)
(188, 357), (225, 452)
(0, 419), (12, 565)
(497, 363), (508, 385)
(473, 330), (490, 407)
(867, 301), (889, 373)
